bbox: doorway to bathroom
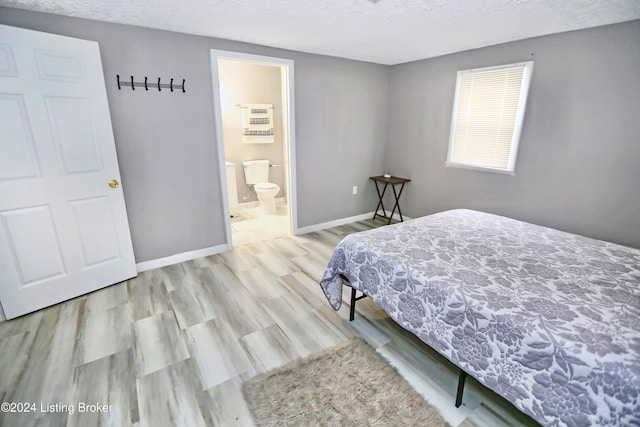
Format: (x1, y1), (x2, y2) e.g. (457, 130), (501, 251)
(210, 50), (297, 247)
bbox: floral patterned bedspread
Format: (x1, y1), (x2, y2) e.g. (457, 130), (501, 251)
(319, 209), (640, 427)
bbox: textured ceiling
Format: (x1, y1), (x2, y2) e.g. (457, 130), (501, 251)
(2, 0), (639, 64)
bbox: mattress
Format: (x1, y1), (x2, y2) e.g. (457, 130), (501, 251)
(320, 209), (640, 427)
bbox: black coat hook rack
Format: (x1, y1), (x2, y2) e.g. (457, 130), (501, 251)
(116, 75), (186, 93)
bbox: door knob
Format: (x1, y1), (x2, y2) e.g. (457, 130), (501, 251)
(108, 179), (120, 188)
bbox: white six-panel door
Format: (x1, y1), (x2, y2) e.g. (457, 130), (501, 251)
(0, 24), (136, 319)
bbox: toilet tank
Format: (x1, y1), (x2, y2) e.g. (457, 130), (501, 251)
(243, 160), (270, 185)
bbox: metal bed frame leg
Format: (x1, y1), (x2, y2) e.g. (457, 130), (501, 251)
(455, 370), (468, 408)
(349, 287), (357, 321)
(348, 286), (368, 322)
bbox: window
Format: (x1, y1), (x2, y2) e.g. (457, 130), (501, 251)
(446, 61), (534, 173)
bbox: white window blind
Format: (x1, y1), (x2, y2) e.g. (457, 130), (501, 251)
(446, 61), (533, 173)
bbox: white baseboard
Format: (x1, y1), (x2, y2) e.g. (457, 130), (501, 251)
(296, 211), (414, 235)
(136, 243), (230, 273)
(296, 212), (375, 234)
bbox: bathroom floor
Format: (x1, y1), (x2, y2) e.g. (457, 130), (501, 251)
(231, 201), (289, 246)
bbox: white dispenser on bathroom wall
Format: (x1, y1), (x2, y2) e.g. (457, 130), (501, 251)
(225, 162), (238, 214)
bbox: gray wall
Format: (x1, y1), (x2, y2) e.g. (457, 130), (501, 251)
(0, 7), (388, 262)
(295, 55), (388, 226)
(385, 20), (640, 248)
(219, 60), (286, 202)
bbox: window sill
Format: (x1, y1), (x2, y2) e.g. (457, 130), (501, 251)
(445, 161), (515, 175)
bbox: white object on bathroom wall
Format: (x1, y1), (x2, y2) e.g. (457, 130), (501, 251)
(240, 103), (274, 144)
(225, 161), (238, 213)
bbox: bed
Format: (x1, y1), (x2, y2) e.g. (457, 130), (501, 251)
(319, 209), (640, 427)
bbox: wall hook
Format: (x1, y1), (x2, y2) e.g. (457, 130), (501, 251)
(115, 74), (185, 93)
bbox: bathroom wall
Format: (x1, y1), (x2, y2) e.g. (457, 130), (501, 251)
(219, 60), (285, 202)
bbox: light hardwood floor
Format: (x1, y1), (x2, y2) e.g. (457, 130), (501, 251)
(0, 218), (540, 427)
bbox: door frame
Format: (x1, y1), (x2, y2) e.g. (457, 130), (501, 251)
(209, 50), (297, 248)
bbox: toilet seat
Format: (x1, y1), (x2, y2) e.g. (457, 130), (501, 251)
(254, 182), (278, 191)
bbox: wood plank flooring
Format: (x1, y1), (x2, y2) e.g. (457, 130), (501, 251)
(0, 218), (540, 427)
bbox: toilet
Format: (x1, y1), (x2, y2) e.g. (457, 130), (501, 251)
(242, 160), (280, 214)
